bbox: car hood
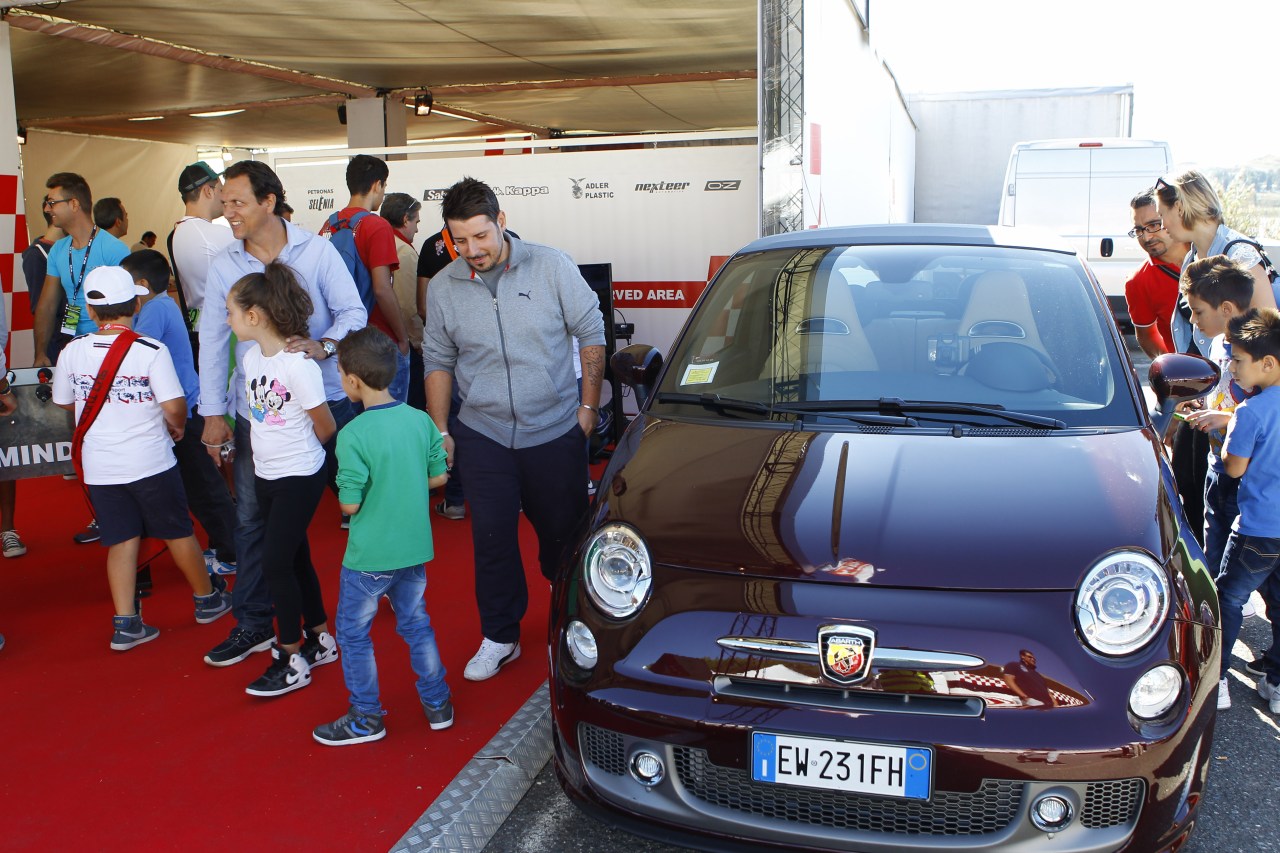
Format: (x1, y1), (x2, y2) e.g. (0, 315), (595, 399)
(602, 418), (1175, 591)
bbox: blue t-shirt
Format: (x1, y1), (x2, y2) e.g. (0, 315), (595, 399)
(1225, 386), (1280, 537)
(44, 231), (131, 335)
(134, 293), (200, 415)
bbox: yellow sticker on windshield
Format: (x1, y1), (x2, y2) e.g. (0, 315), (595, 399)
(681, 362), (719, 385)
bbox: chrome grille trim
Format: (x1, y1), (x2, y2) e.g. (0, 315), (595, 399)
(714, 676), (985, 716)
(717, 636), (984, 671)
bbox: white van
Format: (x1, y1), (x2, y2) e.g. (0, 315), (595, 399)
(997, 138), (1173, 321)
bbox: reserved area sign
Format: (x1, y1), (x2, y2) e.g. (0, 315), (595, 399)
(0, 367), (74, 481)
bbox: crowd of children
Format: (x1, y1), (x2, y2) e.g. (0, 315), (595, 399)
(1177, 254), (1280, 711)
(48, 252), (452, 745)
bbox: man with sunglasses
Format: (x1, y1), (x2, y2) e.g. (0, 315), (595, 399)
(31, 172), (131, 370)
(1124, 188), (1189, 360)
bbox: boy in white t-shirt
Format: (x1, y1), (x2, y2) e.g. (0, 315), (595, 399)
(52, 266), (231, 651)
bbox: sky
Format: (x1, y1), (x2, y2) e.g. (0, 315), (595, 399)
(871, 0), (1280, 169)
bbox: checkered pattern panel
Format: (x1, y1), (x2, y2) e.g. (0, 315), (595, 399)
(1, 172), (32, 368)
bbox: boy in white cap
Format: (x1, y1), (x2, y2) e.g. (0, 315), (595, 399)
(52, 266), (231, 651)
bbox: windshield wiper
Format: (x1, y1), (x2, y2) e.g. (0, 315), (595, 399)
(771, 402), (918, 427)
(655, 392), (771, 416)
(875, 397), (1066, 429)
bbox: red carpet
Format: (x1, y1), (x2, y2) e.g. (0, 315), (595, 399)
(0, 473), (556, 851)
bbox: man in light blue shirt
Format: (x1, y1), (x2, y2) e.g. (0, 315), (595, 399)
(33, 172), (130, 366)
(196, 160), (366, 670)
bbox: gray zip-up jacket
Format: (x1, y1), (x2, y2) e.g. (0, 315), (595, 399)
(421, 235), (606, 449)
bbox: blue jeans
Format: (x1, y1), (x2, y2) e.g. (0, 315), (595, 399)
(231, 415), (272, 632)
(335, 565), (450, 715)
(1203, 466), (1240, 574)
(1217, 532), (1280, 682)
(387, 349), (411, 404)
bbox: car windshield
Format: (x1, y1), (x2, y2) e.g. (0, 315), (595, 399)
(653, 243), (1141, 429)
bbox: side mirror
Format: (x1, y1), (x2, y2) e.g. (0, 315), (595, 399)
(1100, 238), (1114, 258)
(610, 344), (664, 408)
(1149, 353), (1221, 434)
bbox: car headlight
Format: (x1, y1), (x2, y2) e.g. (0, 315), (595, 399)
(583, 523), (652, 618)
(1075, 551), (1170, 656)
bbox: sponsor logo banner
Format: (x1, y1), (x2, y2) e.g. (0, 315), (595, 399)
(611, 281), (709, 309)
(704, 180), (742, 191)
(634, 181), (691, 194)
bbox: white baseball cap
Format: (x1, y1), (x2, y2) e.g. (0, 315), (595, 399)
(84, 266), (148, 305)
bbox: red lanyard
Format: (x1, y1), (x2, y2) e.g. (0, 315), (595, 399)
(98, 323), (133, 333)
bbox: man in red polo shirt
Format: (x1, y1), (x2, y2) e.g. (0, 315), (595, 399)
(1124, 188), (1189, 359)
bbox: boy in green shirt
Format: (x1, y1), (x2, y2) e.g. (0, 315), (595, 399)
(313, 327), (452, 746)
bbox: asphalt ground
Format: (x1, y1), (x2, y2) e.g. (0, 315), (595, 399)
(482, 335), (1280, 853)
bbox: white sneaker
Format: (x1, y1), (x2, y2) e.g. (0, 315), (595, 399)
(464, 638), (520, 681)
(1, 530), (26, 558)
(1218, 677), (1231, 710)
(1243, 598), (1258, 619)
(1258, 677), (1280, 714)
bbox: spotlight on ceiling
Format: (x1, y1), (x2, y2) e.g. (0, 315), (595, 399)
(414, 92), (434, 117)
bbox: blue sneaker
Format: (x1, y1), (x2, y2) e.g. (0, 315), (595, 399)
(313, 707), (386, 746)
(203, 549), (237, 576)
(110, 614), (159, 651)
(194, 588), (232, 624)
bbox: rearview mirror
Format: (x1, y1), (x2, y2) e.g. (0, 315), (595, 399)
(1149, 353), (1220, 434)
(610, 345), (664, 408)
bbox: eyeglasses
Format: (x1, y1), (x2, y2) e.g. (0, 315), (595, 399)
(1128, 219), (1164, 238)
(42, 197), (72, 208)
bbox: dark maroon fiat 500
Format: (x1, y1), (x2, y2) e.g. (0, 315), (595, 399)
(550, 225), (1221, 852)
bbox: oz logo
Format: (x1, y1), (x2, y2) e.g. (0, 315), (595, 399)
(705, 180), (741, 191)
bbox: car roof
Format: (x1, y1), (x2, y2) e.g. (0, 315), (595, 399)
(738, 224), (1078, 256)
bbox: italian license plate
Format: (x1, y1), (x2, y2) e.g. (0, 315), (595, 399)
(751, 732), (932, 799)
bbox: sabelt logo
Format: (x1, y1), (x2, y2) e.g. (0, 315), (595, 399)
(422, 188), (449, 202)
(704, 180), (742, 191)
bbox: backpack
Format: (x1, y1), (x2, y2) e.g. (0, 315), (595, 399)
(1222, 238), (1280, 288)
(324, 210), (376, 313)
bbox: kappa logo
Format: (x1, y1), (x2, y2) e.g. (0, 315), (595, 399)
(817, 624), (875, 686)
(704, 180), (742, 191)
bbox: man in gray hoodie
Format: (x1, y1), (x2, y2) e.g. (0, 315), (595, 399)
(422, 177), (606, 681)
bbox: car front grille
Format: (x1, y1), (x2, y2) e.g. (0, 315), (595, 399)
(580, 724), (1144, 835)
(673, 746), (1021, 835)
(1081, 778), (1144, 828)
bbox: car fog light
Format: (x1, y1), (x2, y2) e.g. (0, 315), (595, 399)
(1030, 794), (1074, 832)
(566, 620), (598, 669)
(630, 750), (665, 786)
(1129, 664), (1182, 720)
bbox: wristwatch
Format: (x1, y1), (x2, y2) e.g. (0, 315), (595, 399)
(320, 339), (337, 359)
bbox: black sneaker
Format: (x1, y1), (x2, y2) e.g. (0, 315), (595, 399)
(110, 614), (159, 651)
(423, 698), (455, 731)
(204, 626), (275, 667)
(73, 520), (101, 544)
(1246, 649), (1272, 677)
(246, 646), (311, 697)
(313, 707), (386, 746)
(300, 630), (339, 668)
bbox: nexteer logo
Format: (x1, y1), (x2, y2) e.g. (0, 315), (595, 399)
(704, 180), (742, 191)
(634, 181), (690, 193)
